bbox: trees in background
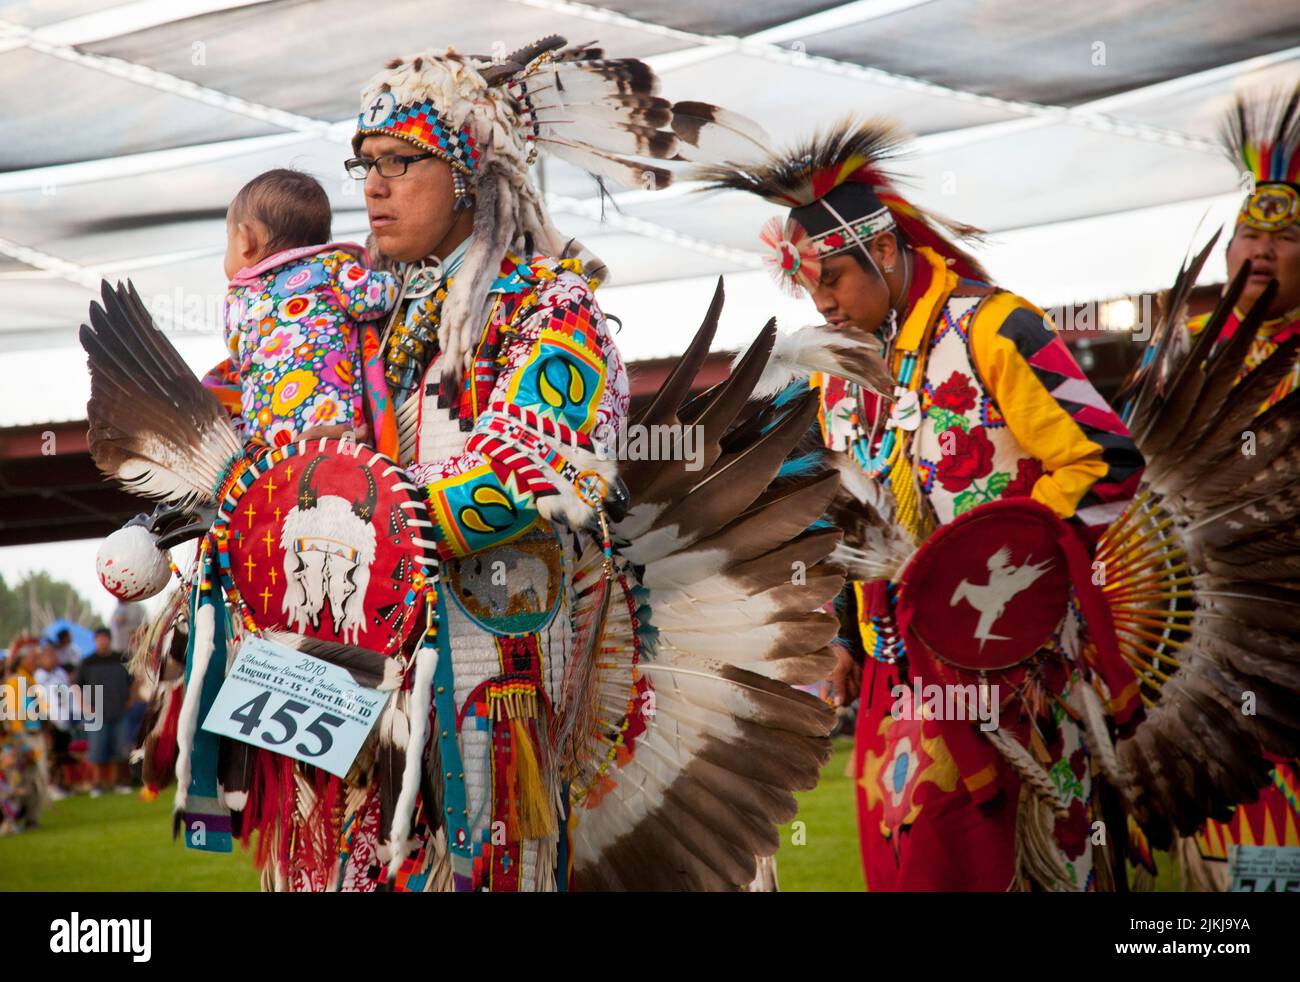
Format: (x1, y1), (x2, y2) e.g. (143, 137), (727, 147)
(0, 572), (98, 646)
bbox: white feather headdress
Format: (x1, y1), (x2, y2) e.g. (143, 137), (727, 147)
(354, 38), (681, 398)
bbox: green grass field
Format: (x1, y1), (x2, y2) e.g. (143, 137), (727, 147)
(0, 738), (1173, 891)
(0, 791), (259, 891)
(776, 739), (865, 891)
(1, 741), (861, 892)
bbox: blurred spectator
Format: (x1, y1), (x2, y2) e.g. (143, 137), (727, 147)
(3, 636), (41, 738)
(33, 643), (75, 799)
(75, 628), (133, 796)
(52, 627), (81, 674)
(1, 637), (50, 828)
(109, 600), (146, 658)
(0, 737), (33, 834)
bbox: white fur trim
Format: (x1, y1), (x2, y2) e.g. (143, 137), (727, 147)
(173, 601), (215, 813)
(386, 644), (438, 882)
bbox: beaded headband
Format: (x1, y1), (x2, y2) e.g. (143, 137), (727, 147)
(1239, 182), (1300, 232)
(353, 92), (481, 176)
(760, 204), (896, 295)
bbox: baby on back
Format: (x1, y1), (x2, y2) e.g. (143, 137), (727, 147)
(221, 169), (398, 450)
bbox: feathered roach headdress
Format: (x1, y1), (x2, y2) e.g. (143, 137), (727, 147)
(353, 37), (680, 392)
(691, 116), (987, 293)
(1222, 82), (1300, 232)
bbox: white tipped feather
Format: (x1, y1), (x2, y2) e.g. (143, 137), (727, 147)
(638, 546), (732, 590)
(532, 62), (660, 103)
(671, 101), (773, 167)
(830, 540), (914, 583)
(540, 138), (673, 190)
(533, 118), (676, 159)
(743, 324), (891, 401)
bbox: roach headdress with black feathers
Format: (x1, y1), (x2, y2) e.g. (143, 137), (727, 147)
(689, 116), (987, 293)
(691, 115), (982, 291)
(1222, 81), (1300, 232)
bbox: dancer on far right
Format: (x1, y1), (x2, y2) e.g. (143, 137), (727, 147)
(1178, 81), (1300, 891)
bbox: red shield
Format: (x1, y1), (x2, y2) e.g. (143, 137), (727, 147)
(897, 498), (1072, 675)
(214, 439), (436, 654)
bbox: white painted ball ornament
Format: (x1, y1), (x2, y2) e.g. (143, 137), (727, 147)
(96, 525), (171, 601)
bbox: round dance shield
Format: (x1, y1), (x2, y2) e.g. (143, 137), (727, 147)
(214, 439), (436, 653)
(896, 498), (1072, 674)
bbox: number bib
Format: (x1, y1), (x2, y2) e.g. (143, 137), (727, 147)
(1230, 845), (1300, 892)
(201, 636), (390, 778)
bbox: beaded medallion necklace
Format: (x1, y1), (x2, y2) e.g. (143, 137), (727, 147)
(842, 251), (935, 543)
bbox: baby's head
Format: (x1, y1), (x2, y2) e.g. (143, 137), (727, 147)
(224, 169), (332, 279)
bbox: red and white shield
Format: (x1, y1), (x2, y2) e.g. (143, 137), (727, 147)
(896, 498), (1073, 676)
(214, 439), (436, 654)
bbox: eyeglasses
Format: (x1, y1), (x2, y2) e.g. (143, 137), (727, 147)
(344, 151), (437, 180)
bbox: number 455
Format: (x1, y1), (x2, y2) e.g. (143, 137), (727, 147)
(230, 692), (344, 757)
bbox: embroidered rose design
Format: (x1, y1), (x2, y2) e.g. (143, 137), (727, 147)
(936, 424), (995, 492)
(1055, 796), (1090, 862)
(932, 371), (977, 413)
(927, 370), (976, 434)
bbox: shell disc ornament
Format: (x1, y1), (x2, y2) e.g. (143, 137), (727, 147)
(96, 524), (172, 601)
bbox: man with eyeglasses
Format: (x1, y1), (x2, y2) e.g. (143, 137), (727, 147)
(231, 40), (682, 892)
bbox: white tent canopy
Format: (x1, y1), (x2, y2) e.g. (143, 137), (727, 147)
(2, 0), (1299, 426)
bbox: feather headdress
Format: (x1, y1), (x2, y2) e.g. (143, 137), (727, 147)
(354, 38), (681, 396)
(690, 116), (988, 290)
(1222, 81), (1300, 231)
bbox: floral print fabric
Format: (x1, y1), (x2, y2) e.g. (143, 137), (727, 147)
(224, 244), (398, 446)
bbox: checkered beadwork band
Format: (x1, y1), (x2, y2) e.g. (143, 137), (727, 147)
(809, 204), (895, 259)
(355, 93), (481, 175)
